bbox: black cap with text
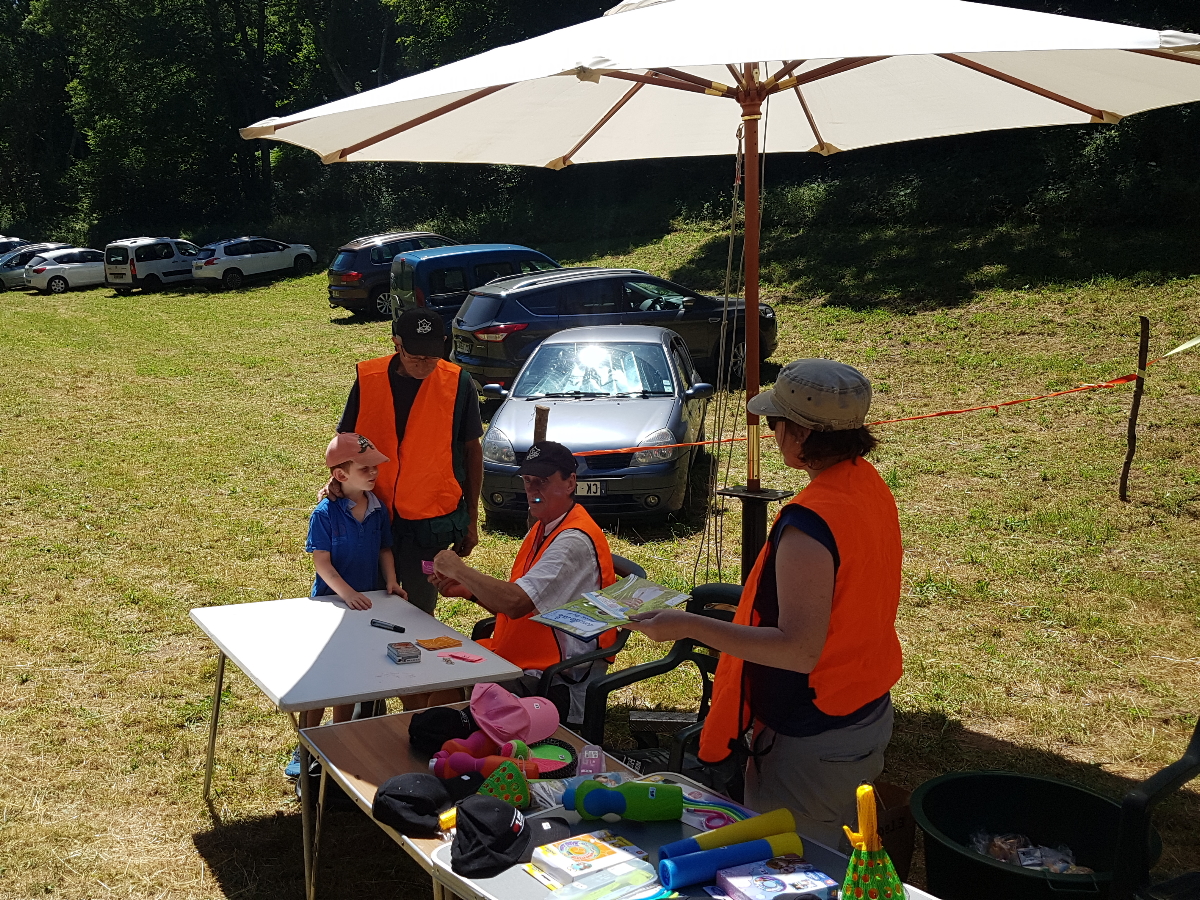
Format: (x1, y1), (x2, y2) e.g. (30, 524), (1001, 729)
(517, 441), (577, 480)
(393, 307), (445, 357)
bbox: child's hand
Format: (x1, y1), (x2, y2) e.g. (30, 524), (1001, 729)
(385, 581), (407, 600)
(345, 591), (373, 610)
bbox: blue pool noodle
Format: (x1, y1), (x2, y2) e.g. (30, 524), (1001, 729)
(657, 835), (702, 860)
(658, 839), (777, 890)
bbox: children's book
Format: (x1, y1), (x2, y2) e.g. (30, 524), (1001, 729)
(530, 575), (690, 639)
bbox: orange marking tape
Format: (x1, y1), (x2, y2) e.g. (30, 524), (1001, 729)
(569, 336), (1198, 455)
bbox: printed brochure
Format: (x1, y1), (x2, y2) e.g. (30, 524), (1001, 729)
(530, 574), (690, 639)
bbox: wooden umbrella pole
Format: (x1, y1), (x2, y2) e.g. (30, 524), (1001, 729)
(715, 78), (791, 582)
(741, 91), (763, 491)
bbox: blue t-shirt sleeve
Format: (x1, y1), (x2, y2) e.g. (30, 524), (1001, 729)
(305, 501), (334, 553)
(377, 505), (393, 549)
(773, 505), (840, 571)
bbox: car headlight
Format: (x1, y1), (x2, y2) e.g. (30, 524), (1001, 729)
(482, 427), (516, 464)
(631, 428), (678, 466)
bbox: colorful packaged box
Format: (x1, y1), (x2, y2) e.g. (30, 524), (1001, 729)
(715, 854), (838, 900)
(530, 829), (649, 884)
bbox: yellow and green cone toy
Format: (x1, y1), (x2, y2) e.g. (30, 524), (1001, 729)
(842, 783), (905, 900)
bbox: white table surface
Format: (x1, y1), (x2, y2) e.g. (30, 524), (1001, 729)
(190, 591), (522, 711)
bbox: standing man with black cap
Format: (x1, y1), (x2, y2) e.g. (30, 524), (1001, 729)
(338, 307), (484, 615)
(428, 440), (619, 723)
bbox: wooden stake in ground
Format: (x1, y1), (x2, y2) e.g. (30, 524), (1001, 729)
(1119, 316), (1151, 502)
(534, 404), (550, 443)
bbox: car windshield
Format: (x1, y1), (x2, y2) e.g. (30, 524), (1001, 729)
(513, 342), (675, 398)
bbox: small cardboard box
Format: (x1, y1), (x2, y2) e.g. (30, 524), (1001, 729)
(530, 829), (648, 884)
(716, 854), (838, 900)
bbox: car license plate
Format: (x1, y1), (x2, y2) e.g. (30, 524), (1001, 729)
(576, 481), (603, 496)
(110, 273), (126, 278)
(454, 338), (472, 354)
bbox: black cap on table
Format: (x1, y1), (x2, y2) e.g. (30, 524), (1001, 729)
(451, 795), (571, 878)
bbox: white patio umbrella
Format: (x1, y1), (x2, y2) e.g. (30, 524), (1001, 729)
(243, 0), (1200, 566)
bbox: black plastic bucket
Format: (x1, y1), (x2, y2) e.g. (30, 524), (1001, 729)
(911, 771), (1160, 900)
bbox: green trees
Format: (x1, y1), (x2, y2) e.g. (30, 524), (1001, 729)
(0, 0), (1197, 251)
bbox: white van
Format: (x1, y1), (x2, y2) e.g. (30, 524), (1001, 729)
(104, 237), (201, 292)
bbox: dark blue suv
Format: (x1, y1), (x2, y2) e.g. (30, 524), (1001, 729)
(389, 244), (560, 331)
(451, 268), (778, 390)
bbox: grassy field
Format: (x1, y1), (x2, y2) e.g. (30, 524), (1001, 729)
(1, 224), (1198, 898)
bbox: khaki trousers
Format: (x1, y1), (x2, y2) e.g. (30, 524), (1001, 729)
(743, 696), (894, 851)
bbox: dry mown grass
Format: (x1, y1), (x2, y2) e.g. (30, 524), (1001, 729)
(0, 232), (1197, 898)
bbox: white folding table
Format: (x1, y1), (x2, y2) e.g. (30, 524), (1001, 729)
(190, 590), (521, 892)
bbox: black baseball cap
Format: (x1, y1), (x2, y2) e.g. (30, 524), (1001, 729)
(393, 307), (445, 357)
(409, 705), (477, 757)
(371, 772), (484, 837)
(517, 441), (577, 479)
(372, 773), (449, 837)
(451, 794), (571, 878)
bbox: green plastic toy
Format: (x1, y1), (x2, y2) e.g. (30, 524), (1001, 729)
(561, 780), (684, 821)
(842, 784), (905, 900)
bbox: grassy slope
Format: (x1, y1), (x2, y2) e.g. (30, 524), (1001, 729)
(0, 224), (1197, 898)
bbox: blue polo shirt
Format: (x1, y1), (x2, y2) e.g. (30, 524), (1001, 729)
(306, 491), (393, 597)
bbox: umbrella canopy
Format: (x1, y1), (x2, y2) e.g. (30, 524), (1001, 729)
(242, 0), (1200, 166)
(244, 0), (1200, 551)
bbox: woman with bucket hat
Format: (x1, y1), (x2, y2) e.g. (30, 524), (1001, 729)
(624, 359), (903, 848)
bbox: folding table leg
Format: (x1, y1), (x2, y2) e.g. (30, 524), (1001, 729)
(202, 651), (226, 802)
(311, 767), (327, 896)
(299, 739), (316, 900)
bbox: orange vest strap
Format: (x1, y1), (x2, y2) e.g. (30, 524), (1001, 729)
(480, 504), (619, 672)
(354, 356), (462, 520)
(697, 458), (903, 765)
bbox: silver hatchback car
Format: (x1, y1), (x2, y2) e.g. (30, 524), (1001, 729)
(480, 325), (714, 520)
(0, 243), (72, 291)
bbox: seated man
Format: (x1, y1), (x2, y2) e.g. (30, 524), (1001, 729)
(430, 440), (618, 723)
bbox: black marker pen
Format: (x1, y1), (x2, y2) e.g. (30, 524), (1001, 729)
(371, 619), (405, 633)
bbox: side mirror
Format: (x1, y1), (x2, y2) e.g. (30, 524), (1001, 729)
(482, 384), (509, 400)
(685, 383), (715, 401)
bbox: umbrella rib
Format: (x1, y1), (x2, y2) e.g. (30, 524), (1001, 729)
(938, 53), (1105, 119)
(602, 70), (733, 96)
(553, 82), (644, 167)
(764, 59), (805, 88)
(792, 85), (830, 153)
(333, 84), (512, 160)
(649, 67), (736, 96)
(769, 56), (889, 93)
(726, 63), (749, 89)
(1127, 48), (1200, 66)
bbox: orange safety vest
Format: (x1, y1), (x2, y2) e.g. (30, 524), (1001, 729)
(698, 457), (903, 764)
(354, 355), (463, 520)
(480, 503), (619, 672)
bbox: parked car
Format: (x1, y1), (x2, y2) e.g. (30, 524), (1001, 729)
(192, 236), (316, 289)
(451, 268), (778, 391)
(389, 244), (559, 330)
(480, 326), (714, 519)
(0, 243), (71, 290)
(104, 237), (202, 292)
(24, 247), (106, 293)
(0, 236), (30, 255)
(328, 231), (457, 318)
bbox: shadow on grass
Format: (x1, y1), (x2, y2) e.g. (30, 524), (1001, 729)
(193, 803), (431, 900)
(665, 224), (1200, 312)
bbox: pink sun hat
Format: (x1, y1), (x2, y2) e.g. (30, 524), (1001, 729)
(470, 683), (559, 745)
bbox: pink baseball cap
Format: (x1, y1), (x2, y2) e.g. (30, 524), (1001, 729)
(470, 683), (559, 745)
(325, 432), (389, 468)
